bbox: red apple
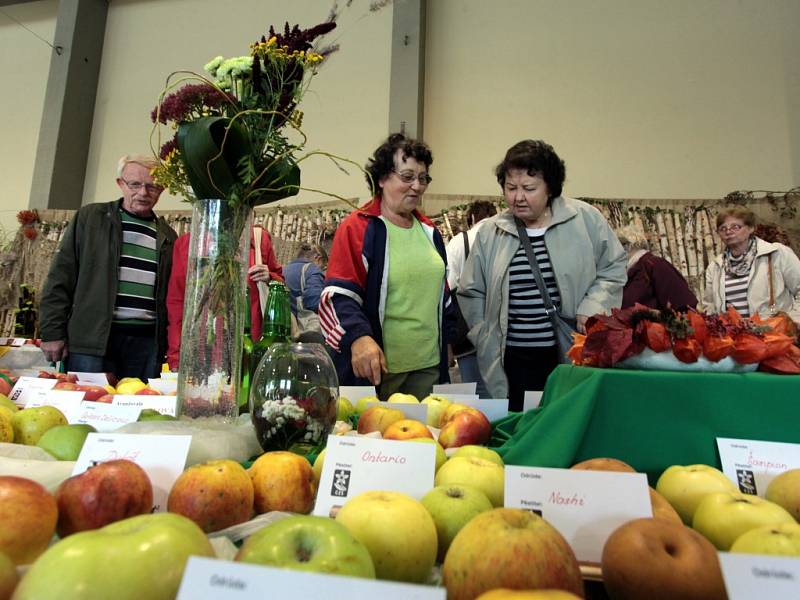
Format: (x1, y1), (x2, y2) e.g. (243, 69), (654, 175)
(76, 385), (109, 402)
(56, 459), (154, 537)
(0, 476), (58, 565)
(95, 394), (115, 404)
(135, 387), (162, 395)
(53, 381), (80, 391)
(438, 409), (491, 449)
(382, 419), (433, 441)
(356, 405), (405, 436)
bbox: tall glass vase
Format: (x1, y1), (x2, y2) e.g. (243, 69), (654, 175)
(177, 198), (252, 419)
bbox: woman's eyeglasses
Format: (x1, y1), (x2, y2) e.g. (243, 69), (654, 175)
(393, 170), (433, 186)
(717, 224), (744, 234)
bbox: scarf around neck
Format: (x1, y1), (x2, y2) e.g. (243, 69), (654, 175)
(723, 236), (757, 278)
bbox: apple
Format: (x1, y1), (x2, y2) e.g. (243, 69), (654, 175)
(337, 396), (354, 421)
(135, 387), (162, 396)
(36, 424), (96, 461)
(11, 513), (214, 600)
(0, 394), (18, 413)
(0, 551), (18, 600)
(421, 394), (451, 427)
(0, 378), (10, 397)
(452, 445), (504, 467)
(249, 451), (316, 514)
(435, 456), (505, 507)
(476, 590), (582, 600)
(443, 508), (583, 599)
(115, 379), (147, 395)
(438, 409), (492, 449)
(601, 517), (727, 600)
(692, 491), (795, 550)
(11, 406), (68, 445)
(649, 487), (682, 524)
(730, 522), (800, 556)
(312, 448), (327, 484)
(655, 464), (737, 524)
(386, 392), (419, 404)
(75, 384), (109, 401)
(403, 437), (447, 472)
(167, 459), (253, 533)
(56, 459), (154, 537)
(138, 409), (176, 421)
(95, 393), (115, 404)
(421, 484), (493, 560)
(354, 395), (379, 415)
(236, 514), (376, 578)
(439, 402), (473, 427)
(335, 490), (437, 583)
(0, 408), (13, 443)
(765, 468), (800, 521)
(0, 476), (58, 565)
(382, 418), (432, 441)
(53, 381), (80, 391)
(356, 405), (404, 435)
(571, 457), (635, 472)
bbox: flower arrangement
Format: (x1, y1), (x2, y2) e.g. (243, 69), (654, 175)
(568, 305), (800, 374)
(17, 210), (40, 241)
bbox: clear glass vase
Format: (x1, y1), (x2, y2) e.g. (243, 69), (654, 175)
(177, 198), (252, 419)
(250, 342), (339, 454)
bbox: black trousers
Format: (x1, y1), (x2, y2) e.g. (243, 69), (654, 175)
(504, 344), (560, 412)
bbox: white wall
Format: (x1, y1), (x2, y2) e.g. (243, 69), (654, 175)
(83, 0), (393, 211)
(424, 0), (800, 200)
(0, 0), (57, 240)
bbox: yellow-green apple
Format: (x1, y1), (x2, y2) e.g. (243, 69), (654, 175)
(438, 410), (492, 449)
(571, 457), (635, 472)
(138, 409), (176, 422)
(249, 451), (316, 514)
(421, 394), (451, 427)
(313, 448), (327, 484)
(56, 459), (153, 537)
(730, 522), (800, 556)
(655, 464), (737, 524)
(236, 515), (376, 578)
(0, 476), (58, 565)
(11, 406), (68, 445)
(476, 590), (583, 600)
(337, 396), (354, 421)
(443, 508), (583, 599)
(0, 551), (18, 600)
(167, 459), (253, 533)
(0, 394), (18, 413)
(421, 484), (493, 561)
(135, 387), (162, 396)
(382, 418), (433, 441)
(452, 445), (504, 467)
(354, 395), (380, 415)
(601, 517), (727, 600)
(11, 513), (214, 600)
(435, 456), (505, 507)
(765, 468), (800, 521)
(36, 424), (96, 461)
(692, 491), (795, 550)
(386, 392), (419, 404)
(403, 437), (447, 472)
(356, 405), (404, 435)
(0, 408), (12, 443)
(335, 490), (437, 583)
(75, 384), (108, 401)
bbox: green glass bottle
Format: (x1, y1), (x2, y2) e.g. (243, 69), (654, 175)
(251, 280), (292, 380)
(238, 288), (254, 414)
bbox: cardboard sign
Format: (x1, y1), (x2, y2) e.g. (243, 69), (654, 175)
(9, 376), (58, 407)
(177, 557), (446, 599)
(717, 437), (800, 496)
(432, 382), (477, 395)
(313, 435), (436, 518)
(25, 389), (85, 422)
(73, 433), (191, 512)
(504, 466), (652, 563)
(364, 401), (428, 422)
(719, 552), (800, 599)
(75, 401), (142, 432)
(69, 372), (109, 385)
(112, 394), (178, 416)
(522, 390), (544, 411)
(338, 386), (377, 403)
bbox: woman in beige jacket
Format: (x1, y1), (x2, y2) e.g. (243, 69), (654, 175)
(703, 208), (800, 323)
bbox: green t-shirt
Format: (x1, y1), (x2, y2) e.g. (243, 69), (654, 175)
(381, 217), (444, 373)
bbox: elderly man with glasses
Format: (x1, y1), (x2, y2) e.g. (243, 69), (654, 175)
(39, 155), (177, 380)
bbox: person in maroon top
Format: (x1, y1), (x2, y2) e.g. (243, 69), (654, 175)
(166, 225), (283, 370)
(617, 226), (698, 311)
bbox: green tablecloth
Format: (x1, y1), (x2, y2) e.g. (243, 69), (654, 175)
(490, 365), (800, 485)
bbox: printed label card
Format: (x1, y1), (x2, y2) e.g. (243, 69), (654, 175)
(9, 376), (58, 407)
(719, 552), (800, 599)
(76, 401), (142, 432)
(717, 437), (800, 496)
(68, 372), (109, 385)
(25, 389), (85, 423)
(112, 395), (178, 416)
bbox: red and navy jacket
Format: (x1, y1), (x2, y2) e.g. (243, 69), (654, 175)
(319, 196), (457, 386)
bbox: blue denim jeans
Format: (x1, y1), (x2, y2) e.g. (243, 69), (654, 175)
(67, 333), (160, 382)
(456, 353), (490, 398)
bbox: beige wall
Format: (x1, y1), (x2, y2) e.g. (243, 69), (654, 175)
(425, 0), (800, 200)
(83, 0), (393, 211)
(0, 0), (57, 241)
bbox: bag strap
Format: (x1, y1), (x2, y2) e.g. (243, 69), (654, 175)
(300, 262), (310, 294)
(462, 230), (470, 258)
(768, 253), (775, 308)
(514, 218), (557, 317)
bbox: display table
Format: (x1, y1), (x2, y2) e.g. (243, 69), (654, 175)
(490, 365), (800, 484)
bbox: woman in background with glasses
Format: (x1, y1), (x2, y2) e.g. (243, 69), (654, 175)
(320, 133), (455, 400)
(704, 208), (800, 323)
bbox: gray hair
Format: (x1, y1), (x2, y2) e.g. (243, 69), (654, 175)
(117, 154), (159, 177)
(616, 225), (650, 252)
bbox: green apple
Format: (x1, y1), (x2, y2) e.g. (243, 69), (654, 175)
(451, 445), (504, 467)
(36, 424), (97, 461)
(11, 406), (68, 445)
(137, 409), (177, 422)
(0, 394), (18, 413)
(313, 448), (327, 484)
(12, 513), (214, 600)
(765, 468), (800, 521)
(235, 515), (375, 578)
(386, 392), (419, 404)
(730, 522), (800, 556)
(420, 394), (451, 427)
(354, 395), (380, 416)
(404, 437), (447, 472)
(655, 464), (737, 525)
(421, 484), (493, 561)
(692, 491), (795, 550)
(336, 397), (354, 422)
(0, 550), (18, 600)
(435, 456), (505, 507)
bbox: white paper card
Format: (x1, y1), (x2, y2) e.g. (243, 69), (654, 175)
(364, 401), (428, 422)
(458, 398), (509, 422)
(73, 433), (191, 512)
(147, 378), (178, 395)
(68, 371), (109, 385)
(9, 376), (58, 407)
(504, 466), (652, 563)
(177, 557), (445, 600)
(432, 382), (477, 395)
(313, 435), (436, 517)
(76, 401), (141, 432)
(338, 385), (377, 402)
(523, 390), (544, 411)
(25, 389), (85, 422)
(159, 371), (179, 380)
(719, 552), (800, 599)
(717, 437), (800, 496)
(112, 394), (178, 416)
